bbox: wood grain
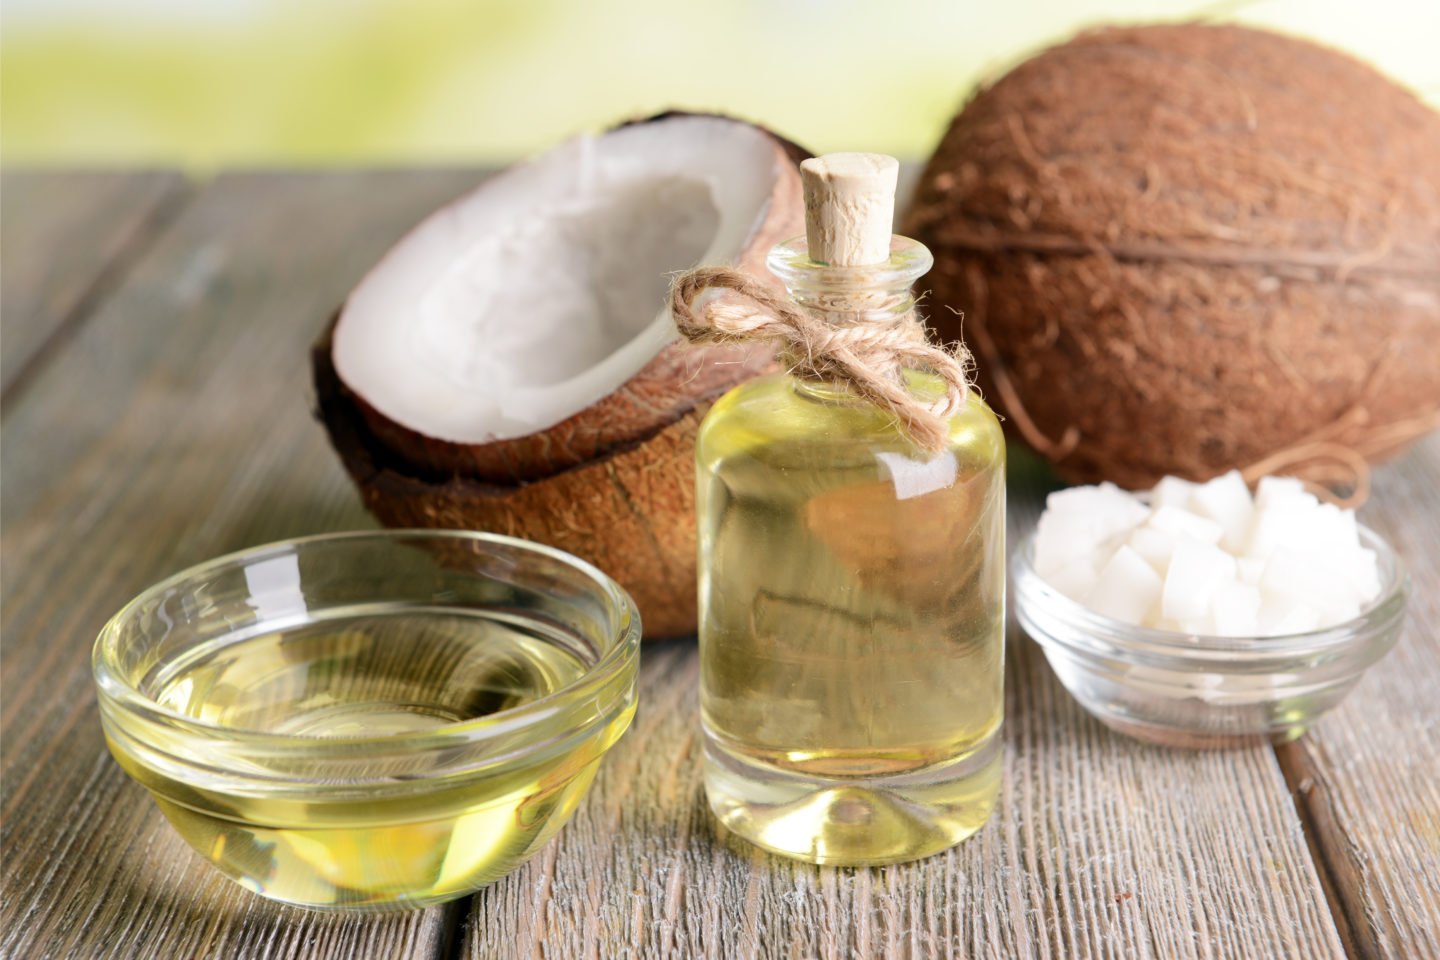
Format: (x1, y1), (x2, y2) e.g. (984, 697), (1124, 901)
(1, 170), (186, 396)
(0, 171), (481, 960)
(462, 452), (1346, 959)
(1276, 433), (1440, 960)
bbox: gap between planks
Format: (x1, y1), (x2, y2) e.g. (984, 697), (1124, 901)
(438, 898), (471, 960)
(1275, 740), (1368, 960)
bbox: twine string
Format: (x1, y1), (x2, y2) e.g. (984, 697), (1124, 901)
(670, 267), (973, 453)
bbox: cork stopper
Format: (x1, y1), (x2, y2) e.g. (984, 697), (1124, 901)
(800, 153), (900, 266)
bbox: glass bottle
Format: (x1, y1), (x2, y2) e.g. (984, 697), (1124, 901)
(694, 228), (1006, 866)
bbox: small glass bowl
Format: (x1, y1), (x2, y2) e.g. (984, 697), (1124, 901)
(94, 531), (640, 911)
(1013, 526), (1408, 749)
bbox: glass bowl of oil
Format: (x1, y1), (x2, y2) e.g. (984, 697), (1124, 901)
(93, 530), (640, 911)
(1013, 526), (1407, 749)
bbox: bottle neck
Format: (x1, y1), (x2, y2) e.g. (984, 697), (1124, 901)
(766, 235), (932, 328)
(767, 234), (934, 393)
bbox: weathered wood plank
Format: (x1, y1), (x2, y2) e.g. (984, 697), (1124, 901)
(0, 171), (483, 959)
(463, 451), (1345, 959)
(1277, 433), (1440, 960)
(0, 170), (185, 396)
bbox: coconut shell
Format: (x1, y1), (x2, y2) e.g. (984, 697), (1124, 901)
(316, 331), (705, 637)
(351, 113), (804, 485)
(319, 114), (809, 637)
(905, 24), (1440, 491)
(351, 336), (775, 484)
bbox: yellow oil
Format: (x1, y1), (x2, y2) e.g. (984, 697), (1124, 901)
(110, 612), (626, 910)
(697, 374), (1006, 865)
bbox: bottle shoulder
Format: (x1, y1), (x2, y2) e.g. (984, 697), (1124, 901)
(697, 373), (1005, 472)
(699, 373), (1005, 447)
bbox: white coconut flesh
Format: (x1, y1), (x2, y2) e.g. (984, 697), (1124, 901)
(334, 116), (785, 445)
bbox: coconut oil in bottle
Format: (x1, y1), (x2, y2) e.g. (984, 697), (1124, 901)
(693, 154), (1005, 865)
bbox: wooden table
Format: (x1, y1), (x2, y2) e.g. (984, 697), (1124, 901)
(2, 170), (1437, 960)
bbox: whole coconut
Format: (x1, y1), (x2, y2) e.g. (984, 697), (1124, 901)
(905, 24), (1440, 491)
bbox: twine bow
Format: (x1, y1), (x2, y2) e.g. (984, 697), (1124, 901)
(669, 267), (973, 453)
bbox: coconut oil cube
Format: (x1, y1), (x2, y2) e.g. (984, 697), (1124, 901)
(1349, 548), (1383, 602)
(1086, 545), (1162, 625)
(1211, 579), (1261, 636)
(1162, 540), (1237, 622)
(1048, 558), (1100, 602)
(1152, 475), (1197, 509)
(1127, 525), (1179, 576)
(1254, 475), (1308, 509)
(1188, 470), (1254, 553)
(1148, 506), (1225, 545)
(1237, 556), (1266, 586)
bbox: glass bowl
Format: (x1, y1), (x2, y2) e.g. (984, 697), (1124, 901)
(1013, 526), (1407, 749)
(93, 530), (641, 911)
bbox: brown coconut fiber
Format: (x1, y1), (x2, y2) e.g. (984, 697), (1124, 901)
(905, 23), (1440, 498)
(315, 326), (707, 639)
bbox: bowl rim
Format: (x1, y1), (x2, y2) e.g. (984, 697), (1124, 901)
(92, 529), (642, 753)
(1012, 522), (1409, 666)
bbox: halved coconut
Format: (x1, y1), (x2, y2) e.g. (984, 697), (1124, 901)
(316, 113), (808, 637)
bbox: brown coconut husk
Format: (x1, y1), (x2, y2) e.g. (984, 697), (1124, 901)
(905, 24), (1440, 496)
(318, 114), (809, 637)
(316, 330), (707, 637)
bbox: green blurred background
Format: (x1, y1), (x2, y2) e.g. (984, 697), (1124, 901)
(3, 0), (1436, 169)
